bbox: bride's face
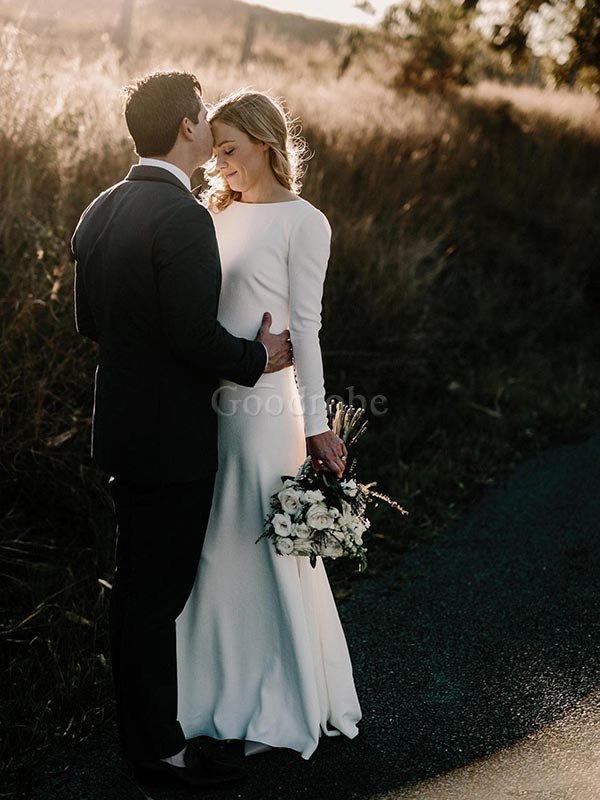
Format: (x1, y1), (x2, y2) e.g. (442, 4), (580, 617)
(211, 119), (270, 194)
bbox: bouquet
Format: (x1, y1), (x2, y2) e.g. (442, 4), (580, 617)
(256, 400), (408, 572)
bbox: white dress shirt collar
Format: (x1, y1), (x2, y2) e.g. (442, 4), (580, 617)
(138, 157), (192, 191)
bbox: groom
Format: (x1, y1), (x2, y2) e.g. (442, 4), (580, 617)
(71, 71), (292, 789)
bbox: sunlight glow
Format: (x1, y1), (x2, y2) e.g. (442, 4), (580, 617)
(238, 0), (388, 26)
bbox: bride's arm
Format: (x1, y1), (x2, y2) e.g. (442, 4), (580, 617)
(288, 207), (346, 476)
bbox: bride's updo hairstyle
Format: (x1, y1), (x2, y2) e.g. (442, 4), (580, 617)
(202, 89), (310, 212)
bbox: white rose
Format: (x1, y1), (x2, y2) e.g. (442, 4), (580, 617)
(303, 489), (325, 503)
(273, 512), (293, 537)
(293, 522), (311, 539)
(341, 479), (358, 498)
(278, 487), (302, 516)
(306, 502), (335, 531)
(275, 536), (294, 554)
(283, 478), (296, 488)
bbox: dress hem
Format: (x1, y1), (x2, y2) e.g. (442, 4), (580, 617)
(182, 718), (360, 760)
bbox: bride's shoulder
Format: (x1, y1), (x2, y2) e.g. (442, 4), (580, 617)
(290, 198), (331, 236)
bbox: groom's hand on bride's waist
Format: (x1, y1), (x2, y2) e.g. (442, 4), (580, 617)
(255, 311), (293, 374)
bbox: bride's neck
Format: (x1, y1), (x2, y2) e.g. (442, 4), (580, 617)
(239, 173), (292, 204)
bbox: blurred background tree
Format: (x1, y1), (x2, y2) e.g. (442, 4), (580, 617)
(487, 0), (600, 94)
(379, 0), (484, 93)
(349, 0), (600, 96)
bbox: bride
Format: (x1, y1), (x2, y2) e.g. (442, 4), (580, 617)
(175, 89), (362, 760)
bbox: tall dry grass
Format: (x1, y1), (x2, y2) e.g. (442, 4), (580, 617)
(1, 17), (599, 797)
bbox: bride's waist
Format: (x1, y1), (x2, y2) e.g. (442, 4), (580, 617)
(219, 368), (296, 394)
(217, 309), (290, 341)
(214, 370), (303, 418)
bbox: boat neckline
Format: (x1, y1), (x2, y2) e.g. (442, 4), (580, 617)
(231, 198), (307, 206)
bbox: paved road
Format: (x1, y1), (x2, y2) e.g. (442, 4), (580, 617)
(393, 689), (600, 799)
(33, 421), (600, 800)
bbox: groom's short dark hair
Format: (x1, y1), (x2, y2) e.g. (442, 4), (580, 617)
(123, 71), (202, 157)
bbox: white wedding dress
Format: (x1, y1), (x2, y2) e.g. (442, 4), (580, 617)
(175, 196), (362, 760)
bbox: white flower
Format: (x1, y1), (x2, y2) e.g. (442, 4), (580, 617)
(273, 512), (293, 537)
(294, 541), (313, 556)
(303, 489), (325, 503)
(293, 522), (311, 539)
(306, 502), (336, 531)
(321, 535), (344, 558)
(275, 536), (294, 554)
(349, 518), (367, 536)
(341, 479), (358, 497)
(338, 501), (354, 530)
(344, 531), (357, 546)
(278, 487), (302, 516)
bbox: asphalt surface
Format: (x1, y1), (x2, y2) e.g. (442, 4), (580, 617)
(32, 421), (600, 800)
(392, 688), (600, 799)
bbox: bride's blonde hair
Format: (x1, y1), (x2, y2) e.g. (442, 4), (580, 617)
(202, 89), (310, 213)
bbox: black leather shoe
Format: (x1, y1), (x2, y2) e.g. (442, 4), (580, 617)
(132, 743), (246, 790)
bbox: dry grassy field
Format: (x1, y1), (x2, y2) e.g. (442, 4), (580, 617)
(1, 1), (599, 795)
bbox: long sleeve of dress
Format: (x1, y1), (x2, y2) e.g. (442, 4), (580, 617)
(287, 207), (332, 438)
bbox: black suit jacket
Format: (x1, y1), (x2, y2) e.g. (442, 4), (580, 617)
(71, 164), (267, 484)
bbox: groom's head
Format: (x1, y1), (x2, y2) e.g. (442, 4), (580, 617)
(123, 71), (213, 166)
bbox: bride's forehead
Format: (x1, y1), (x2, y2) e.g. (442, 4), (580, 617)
(210, 119), (236, 135)
(211, 120), (254, 148)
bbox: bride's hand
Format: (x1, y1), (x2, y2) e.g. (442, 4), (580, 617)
(306, 431), (348, 478)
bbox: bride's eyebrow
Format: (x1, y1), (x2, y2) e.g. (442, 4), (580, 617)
(216, 139), (236, 147)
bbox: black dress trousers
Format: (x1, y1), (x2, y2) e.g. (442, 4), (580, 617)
(107, 472), (216, 762)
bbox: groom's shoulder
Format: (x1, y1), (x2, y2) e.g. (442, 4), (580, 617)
(151, 192), (216, 245)
(71, 179), (129, 251)
(156, 190), (211, 223)
(77, 178), (127, 219)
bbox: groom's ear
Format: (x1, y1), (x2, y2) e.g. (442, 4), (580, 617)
(180, 116), (196, 142)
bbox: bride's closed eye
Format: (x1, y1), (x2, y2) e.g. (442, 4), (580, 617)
(224, 148), (235, 155)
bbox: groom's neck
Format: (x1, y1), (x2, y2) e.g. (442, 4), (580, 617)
(154, 148), (194, 179)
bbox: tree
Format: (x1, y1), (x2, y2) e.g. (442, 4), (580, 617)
(471, 0), (599, 93)
(379, 0), (484, 92)
(362, 0), (599, 94)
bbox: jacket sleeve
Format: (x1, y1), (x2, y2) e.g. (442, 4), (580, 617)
(71, 231), (99, 343)
(153, 200), (267, 386)
(287, 207), (332, 438)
